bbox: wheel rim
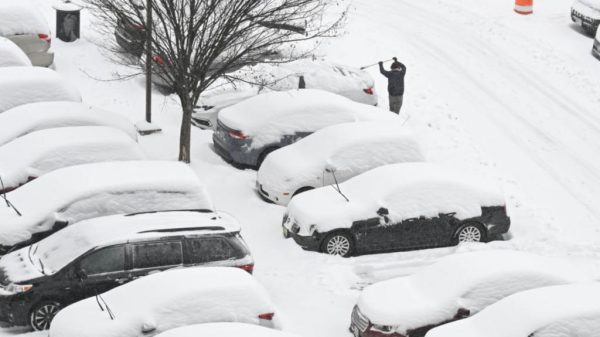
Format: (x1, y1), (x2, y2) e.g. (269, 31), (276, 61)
(326, 235), (350, 256)
(31, 303), (59, 331)
(458, 226), (482, 243)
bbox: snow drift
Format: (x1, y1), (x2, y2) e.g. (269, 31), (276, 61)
(0, 37), (31, 67)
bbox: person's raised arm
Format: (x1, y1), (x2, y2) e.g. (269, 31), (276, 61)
(379, 61), (390, 77)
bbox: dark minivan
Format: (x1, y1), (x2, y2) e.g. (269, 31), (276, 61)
(0, 210), (253, 331)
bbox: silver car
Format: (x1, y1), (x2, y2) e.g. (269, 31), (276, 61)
(0, 1), (54, 67)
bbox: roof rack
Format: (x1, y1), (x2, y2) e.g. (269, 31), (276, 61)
(137, 226), (226, 234)
(125, 209), (213, 217)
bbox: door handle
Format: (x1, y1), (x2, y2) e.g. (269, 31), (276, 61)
(115, 278), (129, 284)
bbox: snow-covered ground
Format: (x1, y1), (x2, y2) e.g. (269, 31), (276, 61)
(3, 0), (600, 336)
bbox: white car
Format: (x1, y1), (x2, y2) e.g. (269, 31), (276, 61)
(0, 161), (213, 253)
(193, 59), (379, 129)
(571, 0), (600, 35)
(0, 67), (81, 113)
(0, 37), (32, 67)
(258, 122), (424, 205)
(49, 267), (280, 337)
(0, 126), (145, 193)
(426, 283), (600, 337)
(0, 1), (54, 66)
(283, 163), (510, 256)
(214, 89), (397, 168)
(350, 250), (593, 337)
(0, 101), (138, 147)
(155, 323), (298, 337)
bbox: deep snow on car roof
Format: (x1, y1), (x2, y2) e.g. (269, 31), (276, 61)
(0, 1), (50, 36)
(0, 126), (145, 189)
(0, 68), (81, 113)
(287, 162), (506, 232)
(0, 211), (241, 280)
(426, 283), (600, 337)
(0, 101), (138, 146)
(154, 322), (299, 337)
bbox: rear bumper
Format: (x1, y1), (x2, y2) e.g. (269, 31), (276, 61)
(486, 218), (511, 238)
(114, 28), (144, 55)
(28, 51), (54, 67)
(212, 134), (256, 167)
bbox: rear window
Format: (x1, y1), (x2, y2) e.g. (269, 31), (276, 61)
(132, 241), (183, 269)
(186, 235), (248, 264)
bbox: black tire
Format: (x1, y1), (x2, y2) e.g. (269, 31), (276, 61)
(30, 300), (61, 331)
(321, 231), (355, 257)
(256, 147), (279, 169)
(453, 223), (486, 245)
(292, 186), (314, 197)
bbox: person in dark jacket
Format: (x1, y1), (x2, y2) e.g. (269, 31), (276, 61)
(379, 57), (406, 114)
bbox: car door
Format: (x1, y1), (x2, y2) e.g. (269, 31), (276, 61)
(76, 245), (128, 299)
(390, 215), (454, 249)
(127, 239), (184, 282)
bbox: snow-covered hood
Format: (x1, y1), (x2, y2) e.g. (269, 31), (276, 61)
(356, 251), (593, 334)
(0, 246), (45, 284)
(287, 163), (504, 235)
(572, 0), (600, 17)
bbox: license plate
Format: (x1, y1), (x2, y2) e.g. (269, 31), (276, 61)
(574, 17), (583, 25)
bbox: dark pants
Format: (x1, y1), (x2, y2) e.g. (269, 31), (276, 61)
(389, 95), (403, 114)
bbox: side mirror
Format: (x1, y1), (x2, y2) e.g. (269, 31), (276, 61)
(376, 207), (389, 216)
(141, 321), (157, 334)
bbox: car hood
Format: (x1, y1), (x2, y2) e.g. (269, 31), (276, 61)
(0, 246), (46, 284)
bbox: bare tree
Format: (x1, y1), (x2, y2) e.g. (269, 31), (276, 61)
(86, 0), (347, 163)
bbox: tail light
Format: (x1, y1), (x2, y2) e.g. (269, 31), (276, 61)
(258, 313), (275, 320)
(129, 22), (144, 30)
(229, 130), (250, 140)
(238, 263), (254, 274)
(363, 87), (374, 95)
(38, 33), (51, 44)
(152, 55), (165, 65)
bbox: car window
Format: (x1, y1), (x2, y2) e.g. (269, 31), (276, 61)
(80, 246), (125, 276)
(186, 237), (241, 264)
(132, 241), (183, 269)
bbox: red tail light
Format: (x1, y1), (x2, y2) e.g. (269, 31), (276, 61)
(258, 313), (275, 320)
(38, 34), (51, 44)
(229, 130), (250, 140)
(152, 55), (165, 65)
(238, 263), (254, 274)
(363, 87), (374, 95)
(129, 22), (144, 30)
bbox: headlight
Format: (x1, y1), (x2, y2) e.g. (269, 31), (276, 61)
(291, 223), (300, 234)
(3, 283), (33, 295)
(309, 224), (318, 234)
(371, 324), (397, 333)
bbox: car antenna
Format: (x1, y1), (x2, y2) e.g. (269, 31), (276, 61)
(0, 176), (21, 216)
(326, 167), (349, 202)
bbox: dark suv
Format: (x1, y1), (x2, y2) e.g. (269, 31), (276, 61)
(0, 210), (253, 331)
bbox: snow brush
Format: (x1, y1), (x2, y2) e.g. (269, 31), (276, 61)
(360, 58), (395, 70)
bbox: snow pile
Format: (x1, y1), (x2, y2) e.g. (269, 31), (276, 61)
(0, 126), (145, 190)
(0, 161), (214, 246)
(218, 89), (398, 149)
(0, 211), (242, 283)
(0, 1), (50, 36)
(0, 37), (31, 67)
(425, 283), (600, 337)
(357, 250), (594, 335)
(155, 323), (297, 337)
(0, 67), (81, 113)
(258, 121), (424, 203)
(287, 163), (505, 234)
(50, 267), (279, 337)
(0, 101), (137, 146)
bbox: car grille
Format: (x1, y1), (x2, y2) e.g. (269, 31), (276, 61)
(351, 306), (370, 333)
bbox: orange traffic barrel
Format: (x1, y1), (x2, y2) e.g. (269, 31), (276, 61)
(515, 0), (533, 15)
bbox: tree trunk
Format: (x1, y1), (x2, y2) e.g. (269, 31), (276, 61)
(179, 96), (193, 163)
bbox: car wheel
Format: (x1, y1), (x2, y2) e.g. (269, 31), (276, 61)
(256, 147), (279, 169)
(293, 186), (314, 197)
(322, 232), (354, 257)
(30, 301), (61, 331)
(454, 223), (486, 244)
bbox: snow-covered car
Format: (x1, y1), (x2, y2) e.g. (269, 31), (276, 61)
(49, 267), (280, 337)
(214, 89), (397, 169)
(257, 122), (424, 205)
(0, 67), (81, 113)
(0, 161), (213, 253)
(193, 59), (379, 129)
(0, 1), (54, 67)
(283, 163), (510, 257)
(350, 250), (592, 337)
(0, 210), (253, 330)
(155, 323), (298, 337)
(571, 0), (600, 36)
(593, 25), (600, 59)
(0, 101), (137, 147)
(0, 126), (145, 194)
(0, 37), (32, 67)
(425, 283), (600, 337)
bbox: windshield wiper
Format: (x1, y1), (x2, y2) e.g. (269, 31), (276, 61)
(95, 293), (115, 320)
(37, 258), (46, 275)
(0, 176), (22, 216)
(326, 168), (349, 202)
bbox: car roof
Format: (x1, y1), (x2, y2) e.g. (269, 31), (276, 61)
(0, 1), (50, 36)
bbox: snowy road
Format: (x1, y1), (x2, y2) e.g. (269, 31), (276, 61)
(3, 0), (600, 337)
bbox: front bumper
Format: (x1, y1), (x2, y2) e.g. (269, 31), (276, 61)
(284, 224), (321, 251)
(0, 294), (30, 326)
(256, 182), (292, 205)
(350, 306), (406, 337)
(28, 51), (54, 67)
